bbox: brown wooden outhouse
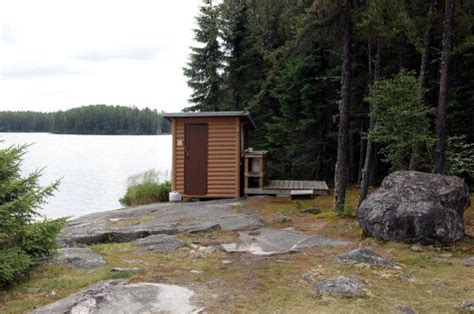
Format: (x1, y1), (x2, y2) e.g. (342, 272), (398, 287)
(163, 112), (256, 199)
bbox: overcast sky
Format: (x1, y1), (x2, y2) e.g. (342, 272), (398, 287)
(0, 0), (202, 113)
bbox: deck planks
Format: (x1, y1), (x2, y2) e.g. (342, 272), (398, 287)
(264, 180), (328, 190)
(245, 179), (329, 197)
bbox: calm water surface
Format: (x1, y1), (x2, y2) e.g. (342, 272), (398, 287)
(0, 133), (172, 219)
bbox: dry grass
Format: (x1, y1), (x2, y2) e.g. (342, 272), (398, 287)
(1, 188), (473, 313)
(107, 214), (157, 228)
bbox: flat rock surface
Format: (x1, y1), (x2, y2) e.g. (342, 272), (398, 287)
(396, 305), (417, 314)
(31, 280), (196, 314)
(221, 228), (351, 255)
(313, 276), (367, 297)
(135, 234), (185, 252)
(334, 247), (396, 268)
(50, 247), (106, 269)
(462, 257), (474, 266)
(459, 300), (474, 311)
(60, 199), (262, 246)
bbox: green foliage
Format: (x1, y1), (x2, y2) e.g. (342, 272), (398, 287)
(293, 200), (304, 210)
(0, 105), (170, 135)
(445, 135), (474, 179)
(220, 0), (265, 111)
(356, 0), (413, 41)
(265, 50), (338, 180)
(0, 144), (64, 286)
(119, 181), (172, 207)
(0, 248), (34, 284)
(183, 1), (224, 111)
(20, 220), (66, 257)
(367, 72), (434, 171)
(337, 207), (356, 218)
(181, 0), (474, 182)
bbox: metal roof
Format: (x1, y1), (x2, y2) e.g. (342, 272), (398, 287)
(162, 111), (256, 128)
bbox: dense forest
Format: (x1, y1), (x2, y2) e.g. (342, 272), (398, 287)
(0, 105), (170, 135)
(184, 0), (474, 209)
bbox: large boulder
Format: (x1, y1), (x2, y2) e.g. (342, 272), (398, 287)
(358, 171), (470, 244)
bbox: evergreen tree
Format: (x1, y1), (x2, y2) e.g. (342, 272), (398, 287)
(183, 1), (224, 112)
(0, 145), (64, 285)
(0, 105), (168, 135)
(266, 49), (339, 181)
(220, 0), (265, 111)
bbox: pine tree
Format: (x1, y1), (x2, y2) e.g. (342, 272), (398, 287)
(265, 37), (339, 181)
(183, 1), (224, 112)
(220, 0), (265, 111)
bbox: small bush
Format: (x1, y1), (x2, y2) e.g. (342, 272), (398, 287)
(119, 181), (171, 206)
(293, 200), (304, 210)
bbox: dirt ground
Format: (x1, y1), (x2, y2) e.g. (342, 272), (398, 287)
(1, 187), (473, 313)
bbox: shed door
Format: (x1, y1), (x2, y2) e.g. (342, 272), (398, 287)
(185, 124), (208, 195)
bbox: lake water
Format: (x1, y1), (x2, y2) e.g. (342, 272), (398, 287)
(0, 133), (172, 219)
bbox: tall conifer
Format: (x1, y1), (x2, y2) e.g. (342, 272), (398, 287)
(184, 1), (224, 112)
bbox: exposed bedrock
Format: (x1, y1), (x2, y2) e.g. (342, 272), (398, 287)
(59, 200), (262, 246)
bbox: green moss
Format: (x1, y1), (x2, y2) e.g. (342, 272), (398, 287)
(401, 255), (451, 268)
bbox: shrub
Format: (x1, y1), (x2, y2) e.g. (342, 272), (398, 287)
(119, 181), (171, 206)
(293, 200), (304, 210)
(367, 71), (434, 171)
(445, 135), (474, 178)
(0, 144), (65, 286)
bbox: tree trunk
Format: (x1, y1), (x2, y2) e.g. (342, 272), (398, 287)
(410, 0), (437, 170)
(398, 33), (407, 72)
(333, 1), (353, 212)
(368, 41), (373, 82)
(358, 36), (382, 208)
(419, 0), (437, 101)
(357, 120), (365, 184)
(358, 41), (372, 184)
(434, 0), (454, 174)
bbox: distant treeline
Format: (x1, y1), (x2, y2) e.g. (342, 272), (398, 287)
(0, 105), (171, 135)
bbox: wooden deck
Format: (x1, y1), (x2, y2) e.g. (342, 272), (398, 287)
(244, 180), (329, 197)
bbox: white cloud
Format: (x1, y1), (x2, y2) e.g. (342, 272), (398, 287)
(1, 24), (16, 44)
(2, 64), (84, 79)
(0, 0), (202, 112)
(75, 46), (164, 62)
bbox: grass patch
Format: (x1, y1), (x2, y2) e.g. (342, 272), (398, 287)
(108, 215), (156, 228)
(402, 255), (444, 267)
(119, 181), (171, 207)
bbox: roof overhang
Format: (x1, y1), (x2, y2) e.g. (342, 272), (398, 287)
(162, 111), (256, 129)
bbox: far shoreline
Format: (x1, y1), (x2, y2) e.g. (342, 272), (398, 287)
(0, 132), (171, 136)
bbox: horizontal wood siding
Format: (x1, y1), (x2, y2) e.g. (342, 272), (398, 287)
(172, 117), (240, 198)
(174, 119), (185, 193)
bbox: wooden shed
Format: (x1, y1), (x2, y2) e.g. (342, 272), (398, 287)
(163, 112), (256, 199)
